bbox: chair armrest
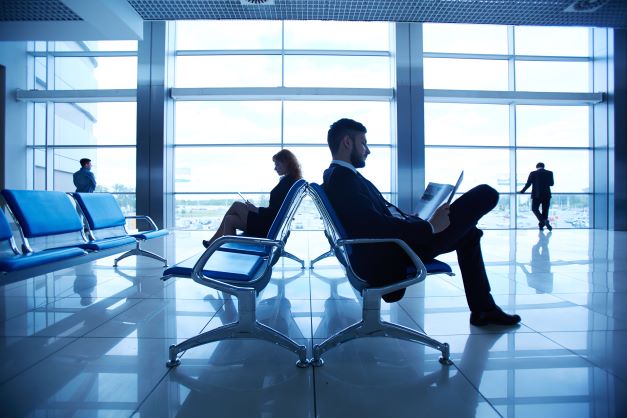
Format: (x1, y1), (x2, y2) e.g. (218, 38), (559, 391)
(191, 235), (284, 295)
(335, 237), (427, 296)
(125, 215), (159, 231)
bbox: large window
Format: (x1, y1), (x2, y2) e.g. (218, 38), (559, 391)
(423, 24), (594, 229)
(172, 21), (394, 230)
(25, 41), (138, 213)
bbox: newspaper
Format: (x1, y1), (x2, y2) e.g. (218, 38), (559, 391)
(414, 171), (464, 220)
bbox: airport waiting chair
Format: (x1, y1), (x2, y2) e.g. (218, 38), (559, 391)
(307, 183), (452, 367)
(163, 180), (310, 368)
(71, 192), (168, 267)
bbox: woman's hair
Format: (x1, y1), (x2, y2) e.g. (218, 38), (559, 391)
(273, 149), (302, 179)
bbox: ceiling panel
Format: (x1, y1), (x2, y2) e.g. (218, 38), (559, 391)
(0, 0), (626, 29)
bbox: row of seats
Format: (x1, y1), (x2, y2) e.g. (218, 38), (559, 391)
(163, 179), (452, 368)
(0, 190), (168, 284)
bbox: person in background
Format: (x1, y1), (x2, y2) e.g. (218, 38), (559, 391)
(519, 162), (554, 231)
(73, 158), (97, 193)
(202, 149), (303, 248)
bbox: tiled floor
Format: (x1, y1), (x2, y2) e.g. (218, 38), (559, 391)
(1, 228), (626, 417)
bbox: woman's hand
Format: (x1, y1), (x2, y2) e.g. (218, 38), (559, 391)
(246, 201), (259, 213)
(428, 203), (450, 234)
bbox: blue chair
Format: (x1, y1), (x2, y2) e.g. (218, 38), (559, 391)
(1, 189), (136, 283)
(216, 179), (308, 268)
(164, 242), (309, 368)
(163, 180), (310, 368)
(307, 183), (452, 366)
(71, 192), (168, 267)
(162, 179), (308, 281)
(0, 207), (87, 279)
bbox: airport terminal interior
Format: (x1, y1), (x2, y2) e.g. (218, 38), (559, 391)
(1, 1), (627, 417)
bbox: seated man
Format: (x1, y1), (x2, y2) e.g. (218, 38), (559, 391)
(322, 118), (520, 327)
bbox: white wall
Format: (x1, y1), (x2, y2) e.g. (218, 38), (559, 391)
(0, 42), (29, 189)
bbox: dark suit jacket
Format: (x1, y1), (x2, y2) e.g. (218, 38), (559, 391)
(246, 175), (298, 237)
(73, 168), (96, 193)
(521, 169), (554, 199)
(322, 164), (434, 285)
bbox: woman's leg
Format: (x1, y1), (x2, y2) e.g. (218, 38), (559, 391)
(204, 202), (250, 246)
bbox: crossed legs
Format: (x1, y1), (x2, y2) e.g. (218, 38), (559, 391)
(428, 184), (498, 313)
(205, 201), (250, 247)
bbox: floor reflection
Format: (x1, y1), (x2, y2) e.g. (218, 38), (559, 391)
(0, 230), (626, 418)
(519, 230), (553, 293)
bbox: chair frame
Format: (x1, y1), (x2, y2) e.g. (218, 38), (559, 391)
(308, 183), (452, 367)
(112, 215), (167, 267)
(166, 235), (310, 368)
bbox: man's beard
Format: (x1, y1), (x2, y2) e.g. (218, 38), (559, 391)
(350, 148), (366, 168)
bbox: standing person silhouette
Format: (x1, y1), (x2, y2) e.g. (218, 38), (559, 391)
(73, 158), (97, 193)
(519, 162), (554, 231)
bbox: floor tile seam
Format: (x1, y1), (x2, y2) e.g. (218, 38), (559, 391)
(129, 364), (174, 418)
(537, 331), (627, 385)
(0, 335), (79, 386)
(1, 296), (145, 339)
(448, 361), (505, 418)
(68, 297), (147, 338)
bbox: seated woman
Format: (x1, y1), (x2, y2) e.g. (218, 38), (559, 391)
(203, 149), (303, 248)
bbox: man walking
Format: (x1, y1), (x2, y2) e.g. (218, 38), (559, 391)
(519, 162), (554, 231)
(73, 158), (97, 193)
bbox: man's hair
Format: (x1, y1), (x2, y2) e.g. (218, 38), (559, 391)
(80, 158), (91, 167)
(327, 118), (367, 154)
(536, 162), (545, 169)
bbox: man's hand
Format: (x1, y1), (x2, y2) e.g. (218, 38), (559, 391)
(428, 203), (450, 234)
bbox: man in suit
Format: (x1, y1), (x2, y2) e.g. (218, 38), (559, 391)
(519, 162), (554, 231)
(73, 158), (97, 193)
(322, 118), (521, 327)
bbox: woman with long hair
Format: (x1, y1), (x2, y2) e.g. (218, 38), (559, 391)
(203, 149), (303, 248)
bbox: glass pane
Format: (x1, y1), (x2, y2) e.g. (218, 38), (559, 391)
(477, 194), (511, 229)
(55, 57), (137, 90)
(516, 194), (590, 229)
(516, 150), (589, 193)
(112, 193), (136, 216)
(425, 103), (509, 146)
(175, 193), (270, 230)
(175, 101), (281, 144)
(54, 57), (137, 89)
(175, 20), (282, 50)
(33, 149), (46, 190)
(424, 58), (508, 90)
(174, 147), (281, 193)
(284, 56), (390, 88)
(35, 57), (47, 89)
(294, 146), (391, 192)
(283, 101), (391, 144)
(54, 102), (136, 146)
(284, 21), (390, 50)
(55, 41), (137, 52)
(516, 105), (589, 148)
(515, 61), (589, 92)
(34, 102), (46, 146)
(514, 27), (590, 57)
(53, 147), (136, 193)
(423, 23), (508, 54)
(175, 56), (281, 87)
(425, 148), (510, 193)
